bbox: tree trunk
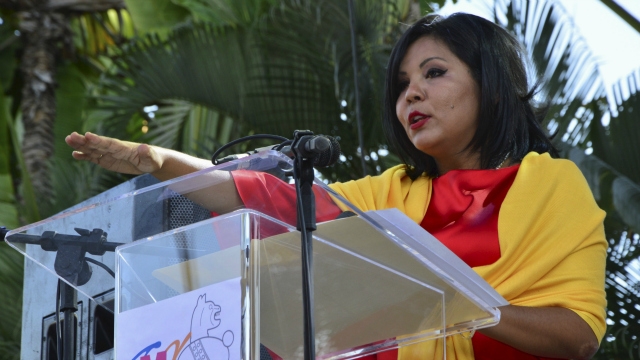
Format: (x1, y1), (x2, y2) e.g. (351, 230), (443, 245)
(18, 7), (71, 205)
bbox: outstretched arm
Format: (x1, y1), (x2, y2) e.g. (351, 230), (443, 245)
(65, 132), (243, 213)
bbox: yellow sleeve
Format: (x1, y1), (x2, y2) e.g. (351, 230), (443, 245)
(476, 152), (608, 342)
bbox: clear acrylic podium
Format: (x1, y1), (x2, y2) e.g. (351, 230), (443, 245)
(5, 151), (506, 359)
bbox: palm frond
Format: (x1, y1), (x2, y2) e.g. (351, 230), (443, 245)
(593, 70), (640, 183)
(95, 0), (405, 181)
(70, 8), (135, 56)
(0, 79), (19, 229)
(122, 0), (190, 35)
(173, 0), (279, 26)
(97, 24), (250, 137)
(144, 99), (243, 158)
(496, 0), (605, 144)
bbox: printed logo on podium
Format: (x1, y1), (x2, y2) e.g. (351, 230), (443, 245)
(118, 278), (241, 360)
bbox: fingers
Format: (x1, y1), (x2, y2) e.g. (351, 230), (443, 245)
(65, 132), (86, 150)
(66, 131), (123, 159)
(65, 132), (102, 163)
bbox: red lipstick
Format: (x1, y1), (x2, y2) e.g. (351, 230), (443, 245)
(408, 111), (429, 130)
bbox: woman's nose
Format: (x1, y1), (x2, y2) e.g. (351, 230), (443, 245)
(404, 82), (424, 102)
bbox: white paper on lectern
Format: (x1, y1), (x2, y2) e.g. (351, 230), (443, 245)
(116, 277), (241, 360)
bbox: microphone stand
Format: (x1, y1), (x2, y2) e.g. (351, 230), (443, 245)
(6, 227), (123, 360)
(291, 130), (318, 360)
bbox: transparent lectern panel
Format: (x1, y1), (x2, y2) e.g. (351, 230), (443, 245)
(3, 151), (296, 309)
(113, 209), (448, 360)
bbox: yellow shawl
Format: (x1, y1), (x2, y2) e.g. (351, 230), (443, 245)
(329, 152), (607, 359)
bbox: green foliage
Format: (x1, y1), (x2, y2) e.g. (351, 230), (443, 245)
(124, 0), (191, 35)
(49, 62), (126, 215)
(0, 93), (18, 228)
(70, 9), (136, 56)
(173, 0), (278, 26)
(0, 81), (22, 360)
(96, 0), (406, 181)
(1, 94), (40, 225)
(0, 11), (19, 95)
(0, 240), (22, 360)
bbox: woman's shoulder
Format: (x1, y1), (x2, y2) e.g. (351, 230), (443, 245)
(329, 163), (431, 190)
(515, 151), (598, 205)
(521, 151), (574, 167)
(519, 151), (584, 180)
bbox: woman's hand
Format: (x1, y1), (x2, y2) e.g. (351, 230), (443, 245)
(65, 132), (162, 175)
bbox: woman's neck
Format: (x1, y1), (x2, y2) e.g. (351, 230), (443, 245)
(434, 152), (481, 176)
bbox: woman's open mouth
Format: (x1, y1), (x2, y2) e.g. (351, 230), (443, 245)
(409, 111), (429, 129)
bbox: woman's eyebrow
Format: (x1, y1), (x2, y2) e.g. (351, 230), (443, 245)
(419, 56), (446, 68)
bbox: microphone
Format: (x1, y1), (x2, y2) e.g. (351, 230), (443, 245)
(289, 135), (341, 168)
(216, 135), (341, 168)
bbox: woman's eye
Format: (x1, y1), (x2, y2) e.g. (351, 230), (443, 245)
(397, 80), (409, 91)
(425, 68), (446, 79)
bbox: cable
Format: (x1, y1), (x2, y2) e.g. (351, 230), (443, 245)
(85, 257), (115, 278)
(211, 134), (289, 165)
(274, 140), (293, 151)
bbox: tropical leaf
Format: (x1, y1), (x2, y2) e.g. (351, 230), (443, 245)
(123, 0), (190, 35)
(96, 24), (251, 141)
(0, 79), (22, 360)
(495, 0), (605, 144)
(0, 239), (22, 360)
(0, 86), (18, 228)
(70, 8), (136, 56)
(3, 103), (39, 225)
(0, 9), (20, 95)
(144, 99), (243, 157)
(173, 0), (278, 26)
(592, 70), (640, 184)
(570, 70), (640, 233)
(612, 176), (640, 231)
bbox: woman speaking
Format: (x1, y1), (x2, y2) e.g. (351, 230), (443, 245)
(66, 13), (606, 360)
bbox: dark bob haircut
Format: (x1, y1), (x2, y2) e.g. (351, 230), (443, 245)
(383, 13), (557, 179)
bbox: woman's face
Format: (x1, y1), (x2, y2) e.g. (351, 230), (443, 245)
(395, 35), (481, 169)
